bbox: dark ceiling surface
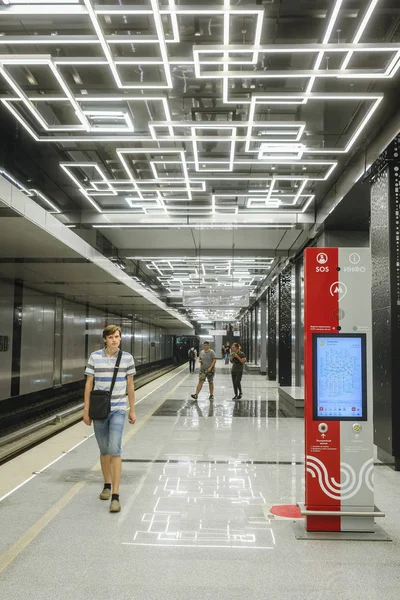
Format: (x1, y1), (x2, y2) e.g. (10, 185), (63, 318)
(0, 0), (399, 322)
(324, 181), (370, 230)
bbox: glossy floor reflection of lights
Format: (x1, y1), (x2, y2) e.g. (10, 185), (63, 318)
(1, 366), (399, 600)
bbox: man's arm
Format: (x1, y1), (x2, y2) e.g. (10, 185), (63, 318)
(208, 357), (217, 371)
(83, 376), (94, 425)
(236, 353), (247, 365)
(127, 375), (136, 424)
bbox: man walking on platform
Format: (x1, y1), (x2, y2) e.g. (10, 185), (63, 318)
(190, 341), (217, 401)
(230, 342), (246, 400)
(83, 325), (136, 513)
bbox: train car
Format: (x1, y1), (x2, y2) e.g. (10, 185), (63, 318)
(173, 335), (200, 364)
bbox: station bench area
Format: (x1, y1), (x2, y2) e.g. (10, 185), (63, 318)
(278, 386), (304, 418)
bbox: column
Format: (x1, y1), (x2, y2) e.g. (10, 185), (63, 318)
(249, 308), (254, 363)
(294, 259), (304, 387)
(214, 321), (224, 359)
(254, 303), (259, 365)
(278, 266), (292, 387)
(260, 296), (267, 375)
(370, 135), (400, 469)
(267, 285), (277, 381)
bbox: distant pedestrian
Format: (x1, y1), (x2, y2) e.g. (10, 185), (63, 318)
(83, 325), (136, 513)
(230, 342), (246, 399)
(224, 343), (231, 364)
(191, 341), (217, 401)
(188, 346), (197, 372)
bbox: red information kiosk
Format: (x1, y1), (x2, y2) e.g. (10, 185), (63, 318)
(296, 247), (389, 540)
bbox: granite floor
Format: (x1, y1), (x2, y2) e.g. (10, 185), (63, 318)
(0, 360), (399, 600)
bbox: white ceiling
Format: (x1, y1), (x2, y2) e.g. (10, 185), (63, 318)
(0, 1), (399, 324)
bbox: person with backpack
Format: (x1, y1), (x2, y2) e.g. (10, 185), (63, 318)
(224, 343), (231, 365)
(188, 346), (197, 372)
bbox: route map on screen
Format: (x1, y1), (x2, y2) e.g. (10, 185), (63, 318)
(313, 335), (366, 420)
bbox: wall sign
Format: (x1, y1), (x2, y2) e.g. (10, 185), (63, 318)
(0, 336), (9, 352)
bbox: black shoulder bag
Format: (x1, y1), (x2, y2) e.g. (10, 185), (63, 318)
(89, 349), (122, 420)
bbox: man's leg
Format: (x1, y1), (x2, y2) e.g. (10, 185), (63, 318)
(108, 411), (125, 504)
(100, 454), (111, 484)
(110, 456), (122, 494)
(208, 373), (214, 397)
(195, 379), (204, 395)
(93, 418), (112, 497)
(237, 372), (243, 396)
(231, 372), (237, 397)
(192, 374), (205, 399)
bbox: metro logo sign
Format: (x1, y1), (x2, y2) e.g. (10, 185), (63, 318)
(329, 281), (348, 301)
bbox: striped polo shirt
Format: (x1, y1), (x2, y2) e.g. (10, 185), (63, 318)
(85, 348), (136, 411)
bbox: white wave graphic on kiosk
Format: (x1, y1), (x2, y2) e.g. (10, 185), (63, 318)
(306, 456), (374, 500)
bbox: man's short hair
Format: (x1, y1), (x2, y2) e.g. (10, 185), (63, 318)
(203, 341), (210, 345)
(103, 324), (121, 339)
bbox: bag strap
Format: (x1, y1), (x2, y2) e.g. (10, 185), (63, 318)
(109, 349), (122, 396)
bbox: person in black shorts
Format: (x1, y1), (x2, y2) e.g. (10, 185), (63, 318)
(188, 346), (197, 372)
(230, 342), (246, 400)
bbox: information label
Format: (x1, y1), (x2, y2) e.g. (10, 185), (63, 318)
(313, 334), (367, 420)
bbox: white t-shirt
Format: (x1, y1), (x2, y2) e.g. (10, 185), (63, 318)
(199, 349), (216, 371)
(85, 348), (136, 411)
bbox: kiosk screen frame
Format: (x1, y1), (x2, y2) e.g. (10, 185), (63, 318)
(312, 333), (367, 421)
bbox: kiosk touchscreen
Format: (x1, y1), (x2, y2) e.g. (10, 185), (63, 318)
(312, 333), (367, 421)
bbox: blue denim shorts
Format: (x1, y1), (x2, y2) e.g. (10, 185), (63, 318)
(93, 410), (125, 456)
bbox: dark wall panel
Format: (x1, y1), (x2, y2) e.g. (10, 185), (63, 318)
(370, 143), (400, 466)
(0, 281), (15, 401)
(278, 267), (292, 387)
(371, 169), (392, 457)
(267, 286), (277, 381)
(11, 280), (23, 397)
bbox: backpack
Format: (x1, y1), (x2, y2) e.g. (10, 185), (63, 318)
(189, 349), (195, 360)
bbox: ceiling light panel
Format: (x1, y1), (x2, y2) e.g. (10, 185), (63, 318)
(141, 256), (274, 300)
(0, 0), (396, 227)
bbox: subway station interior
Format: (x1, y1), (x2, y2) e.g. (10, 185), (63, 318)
(1, 0), (400, 598)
